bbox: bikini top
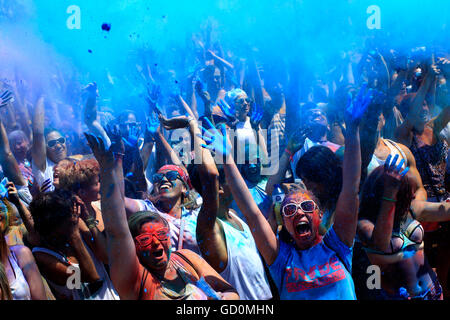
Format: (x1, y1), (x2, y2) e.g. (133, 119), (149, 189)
(364, 220), (424, 264)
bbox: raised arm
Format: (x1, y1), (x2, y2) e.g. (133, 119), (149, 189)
(31, 96), (46, 172)
(85, 133), (141, 299)
(0, 120), (26, 186)
(201, 121), (279, 265)
(7, 182), (40, 247)
(189, 117), (228, 272)
(83, 83), (111, 148)
(371, 155), (409, 252)
(332, 85), (368, 247)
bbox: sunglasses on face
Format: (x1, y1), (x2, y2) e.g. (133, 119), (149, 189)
(282, 200), (317, 217)
(235, 97), (252, 105)
(152, 171), (182, 184)
(47, 137), (66, 148)
(134, 227), (170, 249)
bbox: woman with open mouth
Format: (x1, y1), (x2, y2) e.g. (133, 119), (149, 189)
(85, 133), (239, 300)
(199, 85), (370, 299)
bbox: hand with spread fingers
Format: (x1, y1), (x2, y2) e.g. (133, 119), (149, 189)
(122, 125), (142, 149)
(217, 99), (238, 128)
(383, 154), (410, 196)
(249, 102), (263, 130)
(345, 83), (373, 129)
(198, 117), (232, 159)
(144, 113), (160, 141)
(145, 83), (164, 116)
(105, 123), (125, 155)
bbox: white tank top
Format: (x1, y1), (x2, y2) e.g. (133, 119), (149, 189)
(368, 139), (408, 176)
(218, 212), (272, 300)
(8, 250), (31, 300)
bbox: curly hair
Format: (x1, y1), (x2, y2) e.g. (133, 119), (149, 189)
(359, 166), (413, 228)
(58, 159), (100, 193)
(29, 189), (76, 237)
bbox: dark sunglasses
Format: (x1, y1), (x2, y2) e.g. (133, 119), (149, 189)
(282, 200), (317, 217)
(152, 171), (182, 184)
(235, 97), (252, 105)
(47, 137), (66, 148)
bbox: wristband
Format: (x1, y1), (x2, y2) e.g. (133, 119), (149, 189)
(382, 196), (397, 203)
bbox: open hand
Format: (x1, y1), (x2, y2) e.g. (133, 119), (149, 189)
(345, 83), (373, 128)
(383, 154), (409, 195)
(105, 123), (125, 154)
(198, 118), (232, 159)
(249, 102), (263, 129)
(217, 99), (238, 128)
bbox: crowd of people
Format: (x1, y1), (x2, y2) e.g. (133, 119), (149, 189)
(1, 18), (450, 300)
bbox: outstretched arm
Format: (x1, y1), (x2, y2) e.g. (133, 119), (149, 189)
(201, 122), (279, 265)
(333, 85), (368, 247)
(85, 134), (141, 299)
(31, 96), (46, 172)
(83, 83), (111, 148)
(0, 120), (27, 186)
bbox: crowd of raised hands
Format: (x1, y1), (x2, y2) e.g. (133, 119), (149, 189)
(1, 20), (450, 301)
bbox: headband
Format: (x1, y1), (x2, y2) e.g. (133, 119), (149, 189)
(157, 165), (193, 190)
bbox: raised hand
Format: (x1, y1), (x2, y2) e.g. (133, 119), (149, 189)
(345, 83), (373, 128)
(145, 83), (163, 115)
(83, 82), (98, 97)
(195, 78), (211, 103)
(287, 127), (311, 154)
(144, 113), (160, 141)
(249, 102), (263, 129)
(217, 99), (238, 128)
(85, 133), (114, 170)
(198, 118), (232, 159)
(122, 125), (142, 148)
(383, 154), (409, 195)
(6, 182), (20, 205)
(105, 123), (125, 154)
(0, 90), (13, 108)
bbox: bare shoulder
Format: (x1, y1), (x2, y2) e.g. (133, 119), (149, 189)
(10, 245), (37, 269)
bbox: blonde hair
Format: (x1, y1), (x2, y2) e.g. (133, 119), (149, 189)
(0, 263), (12, 300)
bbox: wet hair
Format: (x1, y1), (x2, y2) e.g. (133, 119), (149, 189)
(29, 189), (76, 237)
(359, 166), (413, 227)
(58, 159), (100, 193)
(296, 146), (342, 211)
(128, 211), (170, 238)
